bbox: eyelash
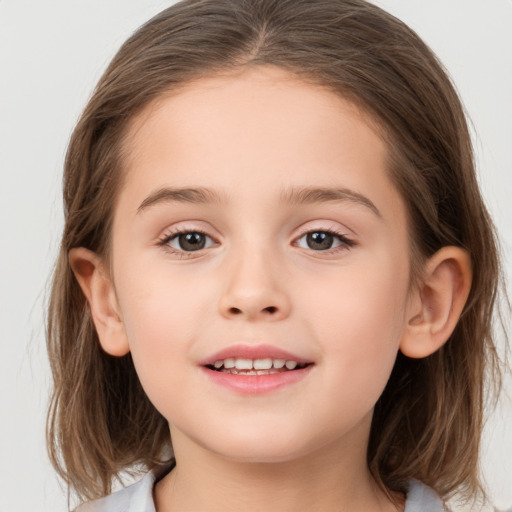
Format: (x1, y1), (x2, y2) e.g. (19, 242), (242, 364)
(157, 228), (216, 258)
(294, 228), (355, 253)
(157, 227), (356, 258)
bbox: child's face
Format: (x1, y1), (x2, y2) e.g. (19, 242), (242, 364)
(108, 66), (415, 463)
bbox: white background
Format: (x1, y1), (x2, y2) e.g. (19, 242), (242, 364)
(0, 1), (510, 510)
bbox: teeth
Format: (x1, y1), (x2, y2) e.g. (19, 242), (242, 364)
(225, 369), (282, 375)
(211, 357), (305, 371)
(253, 358), (273, 370)
(235, 358), (253, 370)
(223, 358), (235, 369)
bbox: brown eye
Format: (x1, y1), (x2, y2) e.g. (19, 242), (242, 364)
(296, 230), (352, 251)
(168, 232), (213, 251)
(306, 231), (334, 250)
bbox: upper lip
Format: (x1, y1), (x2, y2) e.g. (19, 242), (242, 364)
(199, 344), (313, 366)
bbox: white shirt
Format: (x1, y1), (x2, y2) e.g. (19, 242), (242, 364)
(76, 467), (445, 512)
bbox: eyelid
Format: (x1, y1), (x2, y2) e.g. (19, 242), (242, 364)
(156, 222), (220, 257)
(297, 229), (354, 244)
(158, 227), (212, 244)
(292, 222), (357, 253)
(292, 220), (355, 240)
(156, 220), (218, 242)
(154, 220), (356, 257)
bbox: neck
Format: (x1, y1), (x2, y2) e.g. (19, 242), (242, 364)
(154, 419), (403, 512)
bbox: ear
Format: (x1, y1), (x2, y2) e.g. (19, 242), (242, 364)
(400, 246), (472, 358)
(69, 247), (130, 357)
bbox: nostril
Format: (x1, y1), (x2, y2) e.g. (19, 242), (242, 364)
(225, 305), (279, 316)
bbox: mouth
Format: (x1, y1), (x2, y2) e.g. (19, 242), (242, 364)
(200, 345), (314, 394)
(206, 357), (312, 375)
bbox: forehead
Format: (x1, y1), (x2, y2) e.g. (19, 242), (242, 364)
(118, 66), (402, 222)
(124, 67), (386, 173)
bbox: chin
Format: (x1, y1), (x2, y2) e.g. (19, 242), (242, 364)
(194, 428), (319, 465)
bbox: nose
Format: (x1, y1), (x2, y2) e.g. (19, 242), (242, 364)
(218, 248), (291, 321)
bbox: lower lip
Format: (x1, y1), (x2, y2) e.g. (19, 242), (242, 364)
(201, 366), (313, 394)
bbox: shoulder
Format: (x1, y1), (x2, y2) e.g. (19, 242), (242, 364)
(404, 481), (512, 512)
(74, 468), (164, 512)
(404, 480), (446, 512)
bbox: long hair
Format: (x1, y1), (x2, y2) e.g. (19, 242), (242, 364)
(46, 0), (506, 503)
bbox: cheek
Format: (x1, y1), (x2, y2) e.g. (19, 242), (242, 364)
(113, 267), (208, 405)
(309, 253), (408, 336)
(116, 255), (212, 342)
(304, 252), (410, 401)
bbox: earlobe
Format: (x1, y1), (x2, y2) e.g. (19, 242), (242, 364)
(69, 247), (130, 357)
(400, 246), (472, 359)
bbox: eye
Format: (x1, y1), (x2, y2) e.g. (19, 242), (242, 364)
(165, 231), (216, 252)
(295, 230), (353, 251)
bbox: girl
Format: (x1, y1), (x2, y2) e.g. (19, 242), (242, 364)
(46, 0), (508, 510)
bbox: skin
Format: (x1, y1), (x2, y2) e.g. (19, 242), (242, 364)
(71, 66), (472, 511)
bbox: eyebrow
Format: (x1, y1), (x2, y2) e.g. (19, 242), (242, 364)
(137, 185), (381, 218)
(137, 187), (226, 213)
(280, 186), (382, 217)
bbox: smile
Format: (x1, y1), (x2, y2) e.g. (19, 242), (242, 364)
(201, 345), (314, 394)
(208, 358), (309, 374)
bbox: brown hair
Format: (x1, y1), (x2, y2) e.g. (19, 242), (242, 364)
(46, 0), (507, 504)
